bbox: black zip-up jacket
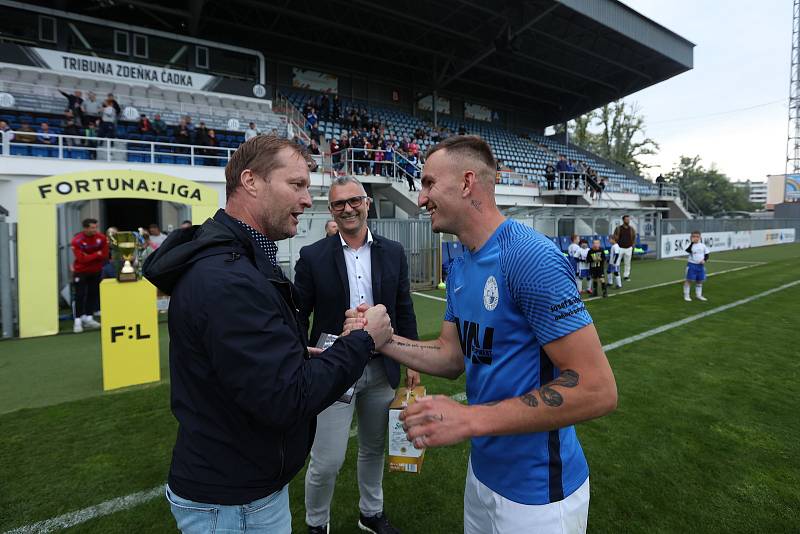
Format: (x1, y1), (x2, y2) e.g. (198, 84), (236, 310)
(143, 209), (374, 505)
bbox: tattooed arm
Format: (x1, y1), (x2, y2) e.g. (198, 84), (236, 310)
(472, 323), (616, 436)
(400, 324), (615, 448)
(380, 321), (466, 379)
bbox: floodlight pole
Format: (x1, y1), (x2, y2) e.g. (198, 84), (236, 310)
(786, 0), (800, 177)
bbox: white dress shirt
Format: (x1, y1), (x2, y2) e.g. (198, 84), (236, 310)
(340, 229), (374, 309)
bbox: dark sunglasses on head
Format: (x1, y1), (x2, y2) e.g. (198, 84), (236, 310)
(329, 195), (371, 211)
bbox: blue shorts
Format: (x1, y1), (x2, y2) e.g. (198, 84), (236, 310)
(579, 269), (590, 279)
(686, 263), (706, 282)
(607, 265), (619, 274)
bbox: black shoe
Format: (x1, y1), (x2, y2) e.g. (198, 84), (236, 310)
(602, 290), (608, 298)
(308, 524), (329, 534)
(624, 277), (630, 282)
(358, 511), (400, 534)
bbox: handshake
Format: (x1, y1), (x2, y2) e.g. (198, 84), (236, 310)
(342, 303), (394, 350)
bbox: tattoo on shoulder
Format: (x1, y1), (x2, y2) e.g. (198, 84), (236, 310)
(519, 392), (538, 407)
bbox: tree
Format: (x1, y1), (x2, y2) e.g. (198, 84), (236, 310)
(665, 155), (756, 215)
(560, 101), (658, 175)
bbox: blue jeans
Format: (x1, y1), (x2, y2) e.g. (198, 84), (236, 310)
(166, 484), (291, 534)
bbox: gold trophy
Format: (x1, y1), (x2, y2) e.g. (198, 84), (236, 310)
(109, 231), (139, 282)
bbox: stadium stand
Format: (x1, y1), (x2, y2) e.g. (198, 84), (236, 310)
(0, 66), (287, 159)
(285, 89), (660, 196)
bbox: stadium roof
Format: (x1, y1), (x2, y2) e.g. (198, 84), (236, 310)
(48, 0), (694, 127)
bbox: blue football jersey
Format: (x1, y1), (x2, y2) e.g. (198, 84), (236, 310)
(444, 219), (592, 505)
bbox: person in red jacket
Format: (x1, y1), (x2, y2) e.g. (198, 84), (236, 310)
(71, 218), (108, 333)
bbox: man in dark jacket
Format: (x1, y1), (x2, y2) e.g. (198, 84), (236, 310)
(294, 177), (418, 534)
(143, 135), (393, 534)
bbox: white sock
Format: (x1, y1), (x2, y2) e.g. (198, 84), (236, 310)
(615, 274), (622, 287)
(696, 285), (703, 298)
(81, 314), (90, 322)
(683, 284), (690, 298)
(74, 317), (82, 324)
(576, 278), (581, 292)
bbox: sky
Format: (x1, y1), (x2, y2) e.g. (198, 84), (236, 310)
(611, 0), (792, 182)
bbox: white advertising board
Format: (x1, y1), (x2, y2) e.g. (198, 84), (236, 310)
(661, 229), (795, 258)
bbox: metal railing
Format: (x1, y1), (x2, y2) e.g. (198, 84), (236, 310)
(0, 78), (275, 121)
(1, 130), (235, 166)
(273, 93), (310, 145)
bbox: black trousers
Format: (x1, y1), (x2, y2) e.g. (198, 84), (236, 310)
(74, 271), (101, 317)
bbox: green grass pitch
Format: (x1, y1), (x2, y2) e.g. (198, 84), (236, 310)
(1, 243), (799, 533)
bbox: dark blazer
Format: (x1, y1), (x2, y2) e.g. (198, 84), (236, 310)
(294, 231), (419, 388)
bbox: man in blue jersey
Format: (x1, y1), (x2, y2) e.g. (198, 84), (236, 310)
(346, 135), (617, 533)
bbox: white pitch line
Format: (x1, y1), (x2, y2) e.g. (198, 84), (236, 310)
(4, 486), (163, 534)
(670, 258), (766, 265)
(9, 276), (795, 534)
(601, 279), (800, 352)
(417, 263), (768, 305)
(583, 263), (763, 302)
(412, 291), (446, 302)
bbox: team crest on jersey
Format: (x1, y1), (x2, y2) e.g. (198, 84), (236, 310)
(483, 276), (499, 311)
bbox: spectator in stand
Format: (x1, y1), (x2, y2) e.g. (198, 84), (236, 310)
(106, 93), (121, 118)
(598, 177), (607, 200)
(59, 89), (84, 126)
(244, 121), (260, 141)
(384, 141), (395, 177)
(184, 115), (195, 136)
(84, 119), (98, 159)
(204, 129), (219, 166)
(458, 124), (467, 135)
(195, 121), (209, 146)
(71, 218), (108, 333)
(319, 93), (330, 121)
(568, 159), (579, 190)
(556, 154), (569, 189)
(0, 120), (14, 143)
(373, 143), (384, 176)
(99, 98), (117, 138)
(82, 91), (102, 125)
(545, 162), (556, 190)
(63, 117), (81, 146)
(37, 122), (54, 145)
(656, 173), (665, 196)
(405, 152), (418, 191)
(16, 121), (36, 143)
(308, 139), (321, 156)
(409, 138), (419, 158)
(175, 119), (191, 150)
(147, 223), (167, 248)
(152, 113), (167, 136)
(330, 135), (343, 172)
(306, 108), (318, 131)
(332, 95), (341, 121)
(350, 132), (366, 175)
(138, 114), (152, 135)
(309, 122), (321, 144)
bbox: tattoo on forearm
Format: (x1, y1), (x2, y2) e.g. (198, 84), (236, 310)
(539, 386), (563, 407)
(387, 339), (441, 351)
(518, 369), (580, 408)
(470, 199), (482, 212)
(520, 392), (538, 407)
